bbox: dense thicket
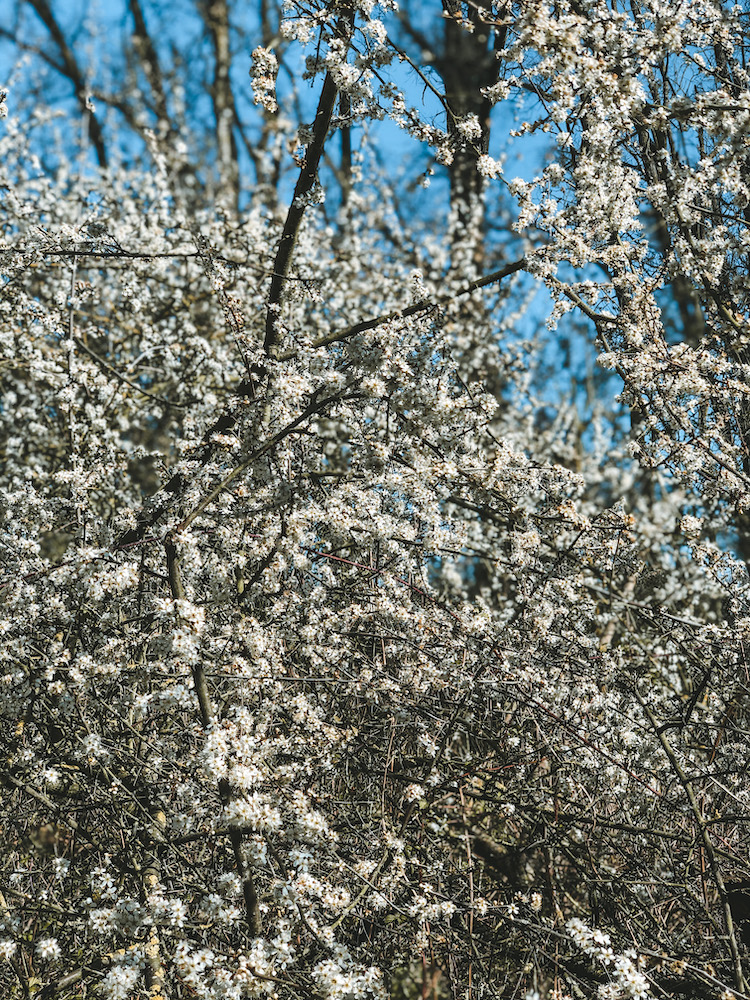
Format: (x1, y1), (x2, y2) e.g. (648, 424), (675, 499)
(3, 2), (750, 999)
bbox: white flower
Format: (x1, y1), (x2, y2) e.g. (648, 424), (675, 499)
(101, 964), (140, 999)
(679, 514), (702, 537)
(225, 793), (283, 832)
(35, 937), (61, 961)
(79, 733), (109, 762)
(52, 857), (70, 879)
(89, 908), (114, 933)
(0, 940), (17, 960)
(477, 154), (503, 178)
(456, 114), (482, 140)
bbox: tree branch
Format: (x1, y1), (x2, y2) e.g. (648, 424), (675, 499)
(264, 8), (355, 357)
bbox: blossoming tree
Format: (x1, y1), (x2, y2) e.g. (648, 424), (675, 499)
(3, 2), (750, 999)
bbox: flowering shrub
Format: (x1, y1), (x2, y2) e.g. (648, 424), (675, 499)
(2, 1), (750, 998)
